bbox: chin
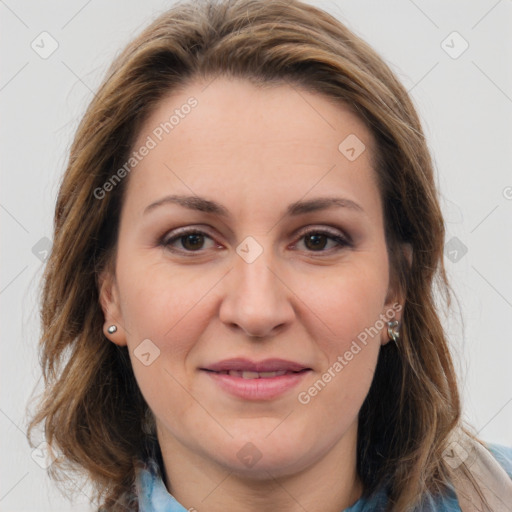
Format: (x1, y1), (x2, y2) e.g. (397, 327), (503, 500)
(222, 451), (312, 481)
(209, 428), (321, 480)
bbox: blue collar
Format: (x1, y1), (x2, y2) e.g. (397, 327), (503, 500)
(135, 458), (189, 511)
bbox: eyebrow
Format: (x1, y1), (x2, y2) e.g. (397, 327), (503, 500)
(143, 194), (365, 217)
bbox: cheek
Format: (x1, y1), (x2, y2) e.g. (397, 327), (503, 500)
(117, 256), (214, 343)
(116, 259), (214, 424)
(290, 254), (388, 409)
(294, 257), (390, 352)
(293, 271), (384, 437)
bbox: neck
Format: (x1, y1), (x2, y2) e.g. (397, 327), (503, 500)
(157, 423), (363, 512)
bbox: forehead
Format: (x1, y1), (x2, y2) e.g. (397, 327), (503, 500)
(124, 77), (379, 215)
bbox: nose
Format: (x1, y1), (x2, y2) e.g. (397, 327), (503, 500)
(218, 247), (296, 338)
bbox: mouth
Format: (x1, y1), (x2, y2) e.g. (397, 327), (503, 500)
(202, 369), (309, 379)
(201, 357), (311, 373)
(200, 358), (312, 400)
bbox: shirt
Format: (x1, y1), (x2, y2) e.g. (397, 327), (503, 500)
(134, 443), (512, 511)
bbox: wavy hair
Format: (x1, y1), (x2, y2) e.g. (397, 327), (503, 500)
(27, 1), (490, 510)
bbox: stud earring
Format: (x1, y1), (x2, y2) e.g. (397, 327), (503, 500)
(387, 320), (400, 345)
(107, 325), (118, 334)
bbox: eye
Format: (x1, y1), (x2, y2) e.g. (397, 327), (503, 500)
(160, 228), (217, 254)
(293, 227), (351, 253)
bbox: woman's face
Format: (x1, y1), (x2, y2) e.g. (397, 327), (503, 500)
(100, 77), (402, 478)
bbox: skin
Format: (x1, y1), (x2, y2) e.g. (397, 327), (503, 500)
(99, 77), (405, 512)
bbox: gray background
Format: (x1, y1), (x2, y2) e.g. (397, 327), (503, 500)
(1, 0), (511, 510)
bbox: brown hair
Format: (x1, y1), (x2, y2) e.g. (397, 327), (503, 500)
(27, 0), (489, 510)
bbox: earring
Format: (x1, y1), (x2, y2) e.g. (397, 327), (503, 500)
(107, 325), (118, 334)
(387, 320), (400, 345)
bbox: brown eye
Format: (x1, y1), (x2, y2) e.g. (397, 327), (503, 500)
(304, 233), (329, 251)
(295, 229), (350, 253)
(180, 233), (206, 251)
(161, 229), (216, 253)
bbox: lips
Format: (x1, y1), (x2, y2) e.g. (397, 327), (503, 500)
(201, 357), (311, 375)
(200, 358), (312, 400)
(213, 369), (290, 379)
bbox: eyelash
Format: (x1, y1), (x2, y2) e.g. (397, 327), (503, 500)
(159, 226), (352, 256)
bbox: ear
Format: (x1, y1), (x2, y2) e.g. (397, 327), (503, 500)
(381, 242), (412, 346)
(98, 268), (127, 347)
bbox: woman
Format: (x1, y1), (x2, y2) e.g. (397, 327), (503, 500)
(27, 0), (512, 510)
